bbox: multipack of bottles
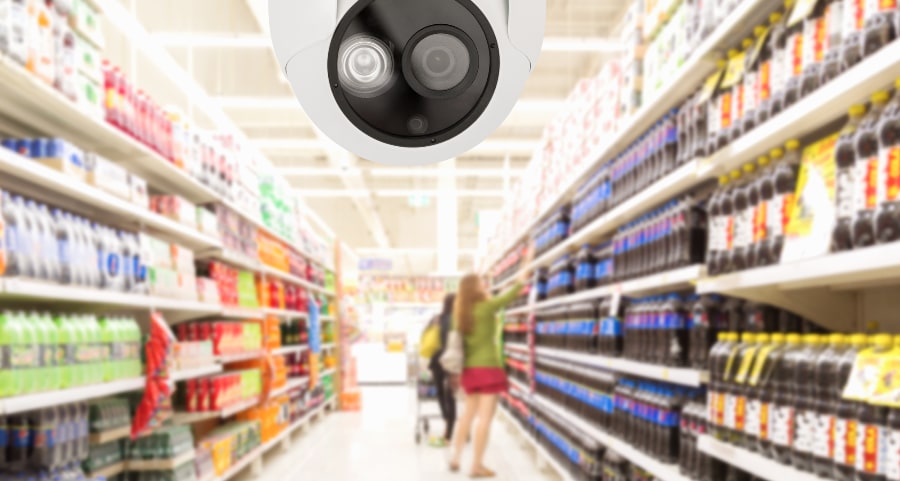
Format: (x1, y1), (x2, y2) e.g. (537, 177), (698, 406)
(612, 198), (707, 282)
(534, 206), (572, 257)
(622, 294), (694, 367)
(1, 402), (90, 476)
(279, 317), (309, 348)
(0, 189), (147, 292)
(534, 359), (617, 432)
(180, 369), (262, 413)
(0, 312), (143, 397)
(125, 426), (194, 462)
(196, 421), (261, 477)
(175, 321), (262, 357)
(283, 349), (310, 380)
(613, 379), (706, 465)
(834, 84), (900, 251)
(571, 167), (612, 233)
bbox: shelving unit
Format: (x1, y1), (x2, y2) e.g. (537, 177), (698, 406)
(215, 351), (266, 364)
(272, 345), (308, 357)
(262, 307), (308, 319)
(498, 406), (576, 481)
(535, 347), (708, 387)
(172, 397), (261, 424)
(697, 436), (829, 481)
(533, 395), (693, 481)
(505, 342), (529, 353)
(509, 377), (530, 394)
(269, 377), (310, 399)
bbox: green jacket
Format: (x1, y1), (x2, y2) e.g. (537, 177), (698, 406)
(457, 283), (523, 369)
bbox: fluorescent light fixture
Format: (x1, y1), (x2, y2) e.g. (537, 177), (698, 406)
(155, 33), (622, 52)
(298, 189), (507, 198)
(260, 138), (540, 154)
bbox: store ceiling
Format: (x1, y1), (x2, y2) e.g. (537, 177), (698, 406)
(129, 0), (628, 274)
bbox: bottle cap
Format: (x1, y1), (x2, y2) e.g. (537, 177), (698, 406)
(785, 139), (801, 151)
(730, 170), (742, 181)
(758, 155), (771, 167)
(727, 49), (740, 59)
(893, 335), (900, 347)
(719, 175), (730, 186)
(895, 77), (900, 89)
(849, 334), (868, 346)
(743, 163), (756, 174)
(802, 334), (821, 344)
(786, 333), (801, 344)
(769, 12), (783, 24)
(754, 25), (767, 38)
(872, 91), (891, 105)
(770, 147), (785, 159)
(849, 104), (867, 117)
(771, 333), (786, 343)
(830, 333), (848, 345)
(757, 333), (771, 343)
(716, 59), (728, 69)
(741, 332), (756, 343)
(742, 38), (754, 49)
(872, 334), (893, 348)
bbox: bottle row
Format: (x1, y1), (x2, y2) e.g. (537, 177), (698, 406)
(0, 312), (142, 398)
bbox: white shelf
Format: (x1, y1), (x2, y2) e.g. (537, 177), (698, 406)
(509, 377), (530, 394)
(171, 364), (223, 382)
(259, 266), (335, 297)
(0, 377), (145, 415)
(262, 307), (308, 319)
(535, 347), (708, 387)
(173, 397), (261, 424)
(498, 406), (577, 481)
(698, 436), (829, 481)
(505, 350), (530, 363)
(218, 307), (264, 319)
(524, 265), (705, 313)
(321, 367), (337, 377)
(269, 377), (309, 399)
(321, 342), (337, 350)
(694, 242), (900, 330)
(486, 0), (773, 270)
(534, 395), (693, 481)
(272, 345), (308, 357)
(196, 248), (263, 272)
(216, 351), (265, 364)
(505, 342), (529, 353)
(0, 278), (222, 315)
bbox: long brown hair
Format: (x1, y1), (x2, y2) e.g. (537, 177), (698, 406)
(454, 274), (487, 335)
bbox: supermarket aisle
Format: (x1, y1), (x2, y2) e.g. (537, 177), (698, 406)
(264, 387), (559, 481)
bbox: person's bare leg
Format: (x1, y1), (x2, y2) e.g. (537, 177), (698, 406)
(451, 393), (480, 470)
(470, 394), (499, 477)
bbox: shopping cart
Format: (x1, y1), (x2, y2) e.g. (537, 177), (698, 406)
(412, 355), (444, 444)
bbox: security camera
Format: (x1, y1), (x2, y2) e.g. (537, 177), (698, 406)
(269, 0), (546, 166)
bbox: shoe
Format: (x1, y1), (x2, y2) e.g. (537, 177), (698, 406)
(470, 467), (496, 478)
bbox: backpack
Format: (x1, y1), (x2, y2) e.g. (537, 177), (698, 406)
(419, 322), (442, 359)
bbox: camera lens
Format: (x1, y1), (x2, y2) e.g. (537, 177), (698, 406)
(337, 35), (394, 97)
(409, 33), (471, 92)
(407, 115), (428, 135)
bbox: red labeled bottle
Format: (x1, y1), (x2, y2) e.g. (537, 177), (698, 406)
(811, 334), (849, 478)
(732, 163), (759, 272)
(833, 105), (868, 251)
(852, 92), (892, 249)
(875, 81), (900, 243)
(769, 140), (802, 263)
(833, 334), (869, 481)
(748, 155), (772, 267)
(854, 334), (893, 481)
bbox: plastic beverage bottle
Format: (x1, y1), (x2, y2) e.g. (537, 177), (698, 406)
(721, 170), (741, 273)
(771, 333), (803, 465)
(42, 312), (59, 392)
(717, 49), (741, 151)
(732, 333), (764, 448)
(783, 6), (806, 110)
(17, 311), (37, 394)
(768, 9), (791, 118)
(7, 412), (30, 471)
(99, 317), (115, 381)
(0, 310), (23, 397)
(730, 38), (755, 141)
(722, 332), (753, 443)
(833, 334), (870, 481)
(791, 334), (826, 472)
(861, 0), (897, 56)
(28, 407), (58, 470)
(842, 0), (866, 71)
(854, 334), (893, 481)
(769, 140), (802, 262)
(54, 314), (75, 388)
(853, 92), (892, 248)
(834, 105), (868, 251)
(73, 315), (90, 386)
(755, 14), (779, 127)
(742, 27), (768, 136)
(883, 335), (900, 481)
(811, 334), (849, 477)
(820, 0), (847, 85)
(876, 81), (900, 242)
(690, 295), (725, 369)
(799, 0), (829, 97)
(756, 148), (782, 267)
(662, 294), (687, 367)
(733, 163), (759, 272)
(707, 176), (729, 275)
(748, 155), (772, 267)
(756, 333), (787, 455)
(743, 333), (772, 451)
(28, 311), (48, 393)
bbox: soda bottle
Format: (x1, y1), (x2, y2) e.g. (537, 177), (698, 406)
(853, 92), (892, 249)
(17, 311), (37, 394)
(722, 333), (757, 444)
(748, 155), (772, 267)
(709, 332), (737, 440)
(771, 333), (803, 465)
(821, 0), (846, 85)
(662, 294), (687, 367)
(54, 315), (75, 388)
(717, 49), (740, 151)
(574, 244), (596, 291)
(7, 412), (31, 471)
(690, 295), (725, 369)
(768, 10), (790, 119)
(743, 332), (772, 451)
(783, 7), (806, 110)
(755, 333), (787, 455)
(854, 334), (893, 481)
(876, 81), (900, 243)
(730, 38), (755, 142)
(42, 313), (59, 392)
(791, 334), (825, 471)
(799, 0), (829, 97)
(721, 170), (741, 273)
(811, 334), (849, 477)
(742, 26), (768, 136)
(99, 317), (116, 381)
(861, 0), (897, 56)
(707, 176), (729, 275)
(733, 163), (759, 272)
(28, 407), (58, 470)
(882, 335), (900, 481)
(834, 105), (868, 251)
(769, 140), (802, 262)
(732, 333), (764, 448)
(834, 334), (870, 481)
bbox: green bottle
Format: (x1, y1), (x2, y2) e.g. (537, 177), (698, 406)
(54, 314), (76, 389)
(99, 316), (115, 381)
(0, 310), (23, 397)
(41, 312), (60, 391)
(19, 311), (37, 394)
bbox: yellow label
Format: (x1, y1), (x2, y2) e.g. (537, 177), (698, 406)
(721, 52), (748, 89)
(723, 345), (743, 382)
(788, 0), (818, 26)
(698, 68), (726, 103)
(869, 352), (900, 406)
(842, 349), (886, 401)
(748, 345), (777, 386)
(786, 133), (839, 238)
(748, 26), (772, 67)
(735, 347), (760, 384)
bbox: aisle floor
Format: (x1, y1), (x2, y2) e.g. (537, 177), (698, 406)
(261, 386), (560, 481)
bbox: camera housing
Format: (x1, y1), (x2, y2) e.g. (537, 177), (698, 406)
(269, 0), (546, 165)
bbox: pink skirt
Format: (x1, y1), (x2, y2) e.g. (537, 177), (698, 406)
(461, 367), (508, 395)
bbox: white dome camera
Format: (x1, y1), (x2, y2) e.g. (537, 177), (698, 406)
(269, 0), (546, 165)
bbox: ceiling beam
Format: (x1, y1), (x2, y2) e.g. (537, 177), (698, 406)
(152, 32), (623, 53)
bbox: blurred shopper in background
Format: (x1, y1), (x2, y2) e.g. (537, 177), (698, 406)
(427, 293), (457, 446)
(449, 249), (532, 477)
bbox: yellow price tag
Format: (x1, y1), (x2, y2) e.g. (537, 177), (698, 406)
(698, 68), (725, 103)
(720, 51), (747, 89)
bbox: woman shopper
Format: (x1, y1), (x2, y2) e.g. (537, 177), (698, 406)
(428, 293), (457, 446)
(449, 249), (532, 478)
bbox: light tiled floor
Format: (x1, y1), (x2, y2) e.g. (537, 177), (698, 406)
(259, 387), (560, 481)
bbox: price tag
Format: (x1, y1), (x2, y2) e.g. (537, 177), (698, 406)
(661, 368), (670, 380)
